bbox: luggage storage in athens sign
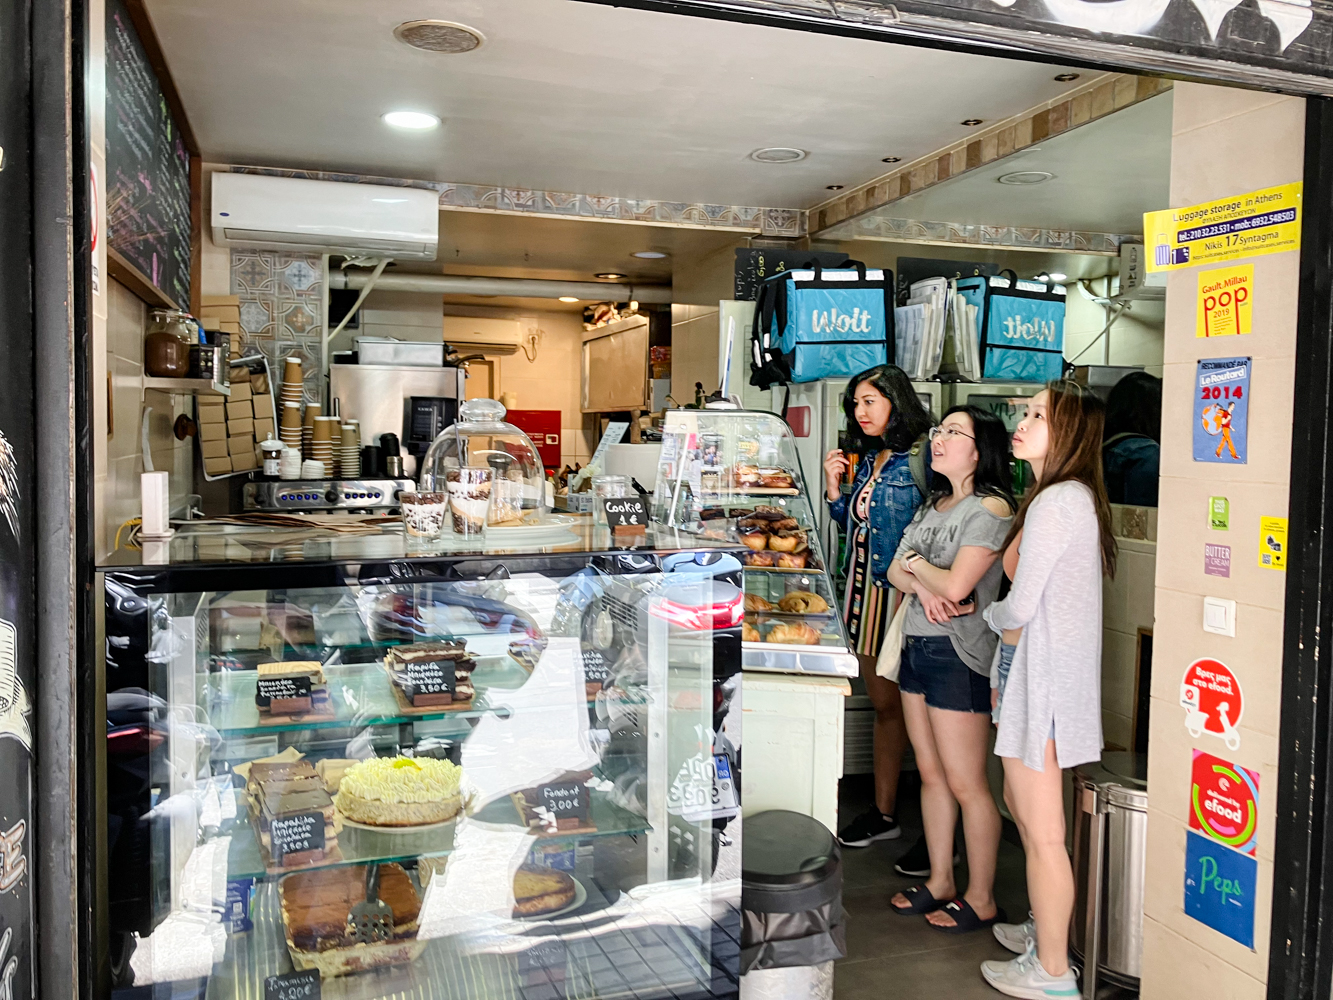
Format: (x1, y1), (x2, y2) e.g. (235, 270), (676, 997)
(1145, 183), (1302, 272)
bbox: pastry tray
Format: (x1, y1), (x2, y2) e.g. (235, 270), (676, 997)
(380, 660), (480, 717)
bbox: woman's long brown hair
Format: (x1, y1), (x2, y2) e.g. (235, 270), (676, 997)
(1002, 380), (1117, 577)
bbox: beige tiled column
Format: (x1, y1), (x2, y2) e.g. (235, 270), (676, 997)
(1140, 84), (1305, 999)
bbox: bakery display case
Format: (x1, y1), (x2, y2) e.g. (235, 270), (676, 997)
(96, 524), (743, 999)
(653, 408), (857, 678)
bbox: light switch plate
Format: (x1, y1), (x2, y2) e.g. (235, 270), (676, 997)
(1203, 596), (1236, 637)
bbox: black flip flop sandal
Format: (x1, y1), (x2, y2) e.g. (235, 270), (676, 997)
(890, 884), (947, 916)
(928, 898), (1007, 934)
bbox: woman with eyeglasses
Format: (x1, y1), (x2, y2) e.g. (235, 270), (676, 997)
(886, 405), (1015, 933)
(825, 365), (934, 850)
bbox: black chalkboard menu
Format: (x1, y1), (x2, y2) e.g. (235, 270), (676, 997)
(106, 0), (191, 309)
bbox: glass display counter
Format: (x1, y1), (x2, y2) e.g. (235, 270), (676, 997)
(653, 408), (857, 678)
(96, 523), (742, 999)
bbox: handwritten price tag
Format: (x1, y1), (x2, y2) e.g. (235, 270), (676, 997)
(265, 968), (320, 1000)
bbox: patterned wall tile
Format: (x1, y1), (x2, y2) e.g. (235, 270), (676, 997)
(231, 247), (324, 403)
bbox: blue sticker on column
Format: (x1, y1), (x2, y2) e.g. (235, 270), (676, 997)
(1183, 829), (1256, 948)
(1193, 357), (1250, 464)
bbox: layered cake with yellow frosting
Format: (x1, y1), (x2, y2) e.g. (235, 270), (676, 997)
(333, 755), (463, 827)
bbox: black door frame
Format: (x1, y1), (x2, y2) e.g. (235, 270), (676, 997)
(19, 1), (1333, 998)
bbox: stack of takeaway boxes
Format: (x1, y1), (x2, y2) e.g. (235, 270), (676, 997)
(196, 295), (278, 477)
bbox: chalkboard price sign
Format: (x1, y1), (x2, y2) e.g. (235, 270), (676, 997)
(581, 650), (610, 686)
(264, 968), (320, 1000)
(406, 660), (454, 696)
(106, 0), (192, 308)
(603, 496), (648, 529)
(255, 675), (312, 708)
(270, 811), (324, 864)
(540, 781), (588, 823)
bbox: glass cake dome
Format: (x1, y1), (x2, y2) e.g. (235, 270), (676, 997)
(418, 398), (548, 528)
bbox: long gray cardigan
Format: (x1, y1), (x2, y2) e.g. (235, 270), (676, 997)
(984, 481), (1105, 772)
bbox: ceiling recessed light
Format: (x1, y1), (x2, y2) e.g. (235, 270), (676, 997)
(632, 251), (668, 259)
(881, 156), (902, 164)
(383, 110), (440, 130)
(998, 170), (1055, 185)
(595, 272), (627, 281)
(558, 296), (580, 303)
(961, 119), (984, 127)
(1054, 72), (1081, 82)
(825, 185), (845, 191)
(394, 19), (485, 53)
(750, 147), (808, 164)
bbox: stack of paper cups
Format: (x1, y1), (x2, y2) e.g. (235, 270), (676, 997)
(302, 402), (321, 458)
(340, 422), (361, 478)
(309, 416), (337, 473)
(329, 421), (342, 479)
(278, 446), (302, 479)
(280, 356), (304, 412)
(280, 402), (303, 449)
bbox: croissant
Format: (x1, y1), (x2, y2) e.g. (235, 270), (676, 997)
(740, 530), (770, 551)
(775, 551), (808, 569)
(767, 530), (805, 553)
(746, 551), (775, 567)
(744, 594), (774, 613)
(742, 622), (761, 643)
(778, 590), (829, 614)
(766, 622), (821, 645)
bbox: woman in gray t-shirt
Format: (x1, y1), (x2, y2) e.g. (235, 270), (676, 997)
(886, 406), (1014, 934)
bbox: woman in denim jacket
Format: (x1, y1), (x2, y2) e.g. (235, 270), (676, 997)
(825, 364), (933, 850)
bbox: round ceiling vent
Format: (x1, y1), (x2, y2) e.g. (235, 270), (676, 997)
(394, 20), (485, 53)
(998, 170), (1055, 186)
(750, 147), (807, 164)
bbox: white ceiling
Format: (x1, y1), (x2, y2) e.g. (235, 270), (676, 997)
(145, 0), (1092, 209)
(851, 92), (1173, 234)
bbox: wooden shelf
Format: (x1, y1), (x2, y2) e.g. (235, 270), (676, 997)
(143, 376), (231, 397)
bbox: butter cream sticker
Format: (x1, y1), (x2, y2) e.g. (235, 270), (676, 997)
(1204, 543), (1231, 578)
(1190, 750), (1259, 857)
(1146, 182), (1302, 271)
(1181, 657), (1243, 751)
(1194, 357), (1250, 464)
(1259, 516), (1288, 570)
(1197, 265), (1253, 338)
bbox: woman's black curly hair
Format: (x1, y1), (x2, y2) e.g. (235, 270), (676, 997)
(841, 364), (934, 454)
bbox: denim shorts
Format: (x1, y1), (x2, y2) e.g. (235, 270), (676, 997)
(898, 635), (992, 714)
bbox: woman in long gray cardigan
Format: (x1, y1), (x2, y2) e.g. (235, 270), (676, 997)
(979, 383), (1117, 1000)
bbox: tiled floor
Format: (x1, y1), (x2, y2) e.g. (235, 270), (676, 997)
(834, 774), (1137, 1000)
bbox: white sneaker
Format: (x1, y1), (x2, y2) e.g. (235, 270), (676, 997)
(993, 913), (1036, 954)
(981, 940), (1080, 999)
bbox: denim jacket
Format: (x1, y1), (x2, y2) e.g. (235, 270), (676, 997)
(827, 449), (924, 588)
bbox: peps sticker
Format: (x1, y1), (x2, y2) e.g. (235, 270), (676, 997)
(1181, 657), (1243, 751)
(1184, 829), (1257, 949)
(1190, 751), (1259, 856)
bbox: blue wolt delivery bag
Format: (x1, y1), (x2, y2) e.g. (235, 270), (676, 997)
(750, 261), (895, 388)
(955, 270), (1066, 383)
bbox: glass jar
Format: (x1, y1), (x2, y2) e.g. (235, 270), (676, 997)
(144, 308), (195, 378)
(418, 398), (548, 530)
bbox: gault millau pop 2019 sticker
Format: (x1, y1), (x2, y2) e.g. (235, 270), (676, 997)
(1197, 265), (1253, 338)
(1195, 357), (1250, 464)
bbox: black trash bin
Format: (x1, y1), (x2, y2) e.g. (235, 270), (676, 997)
(740, 810), (845, 998)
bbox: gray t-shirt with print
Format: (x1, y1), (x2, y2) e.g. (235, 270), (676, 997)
(895, 493), (1013, 675)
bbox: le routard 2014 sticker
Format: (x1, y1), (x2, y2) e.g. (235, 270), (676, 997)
(1181, 657), (1243, 752)
(1190, 750), (1259, 857)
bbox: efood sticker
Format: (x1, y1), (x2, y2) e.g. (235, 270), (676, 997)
(1181, 657), (1243, 751)
(1190, 750), (1259, 857)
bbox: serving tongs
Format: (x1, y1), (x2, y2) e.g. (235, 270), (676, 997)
(347, 864), (394, 943)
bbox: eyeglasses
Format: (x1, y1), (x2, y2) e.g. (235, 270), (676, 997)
(929, 425), (974, 442)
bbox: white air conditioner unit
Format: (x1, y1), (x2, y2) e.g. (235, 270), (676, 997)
(211, 173), (439, 260)
(1116, 243), (1166, 301)
(443, 315), (521, 353)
